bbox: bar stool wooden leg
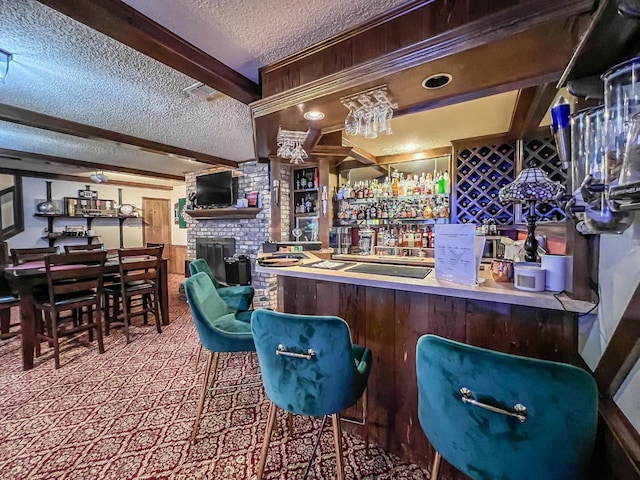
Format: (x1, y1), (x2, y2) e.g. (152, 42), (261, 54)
(194, 343), (202, 372)
(190, 350), (218, 445)
(431, 451), (442, 480)
(332, 413), (345, 480)
(257, 402), (278, 480)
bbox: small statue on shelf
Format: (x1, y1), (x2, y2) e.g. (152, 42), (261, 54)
(188, 192), (197, 210)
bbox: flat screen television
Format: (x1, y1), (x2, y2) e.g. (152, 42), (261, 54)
(196, 171), (238, 207)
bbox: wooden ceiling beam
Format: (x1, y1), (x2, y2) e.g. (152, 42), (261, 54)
(310, 145), (353, 157)
(0, 104), (238, 168)
(377, 147), (452, 165)
(0, 148), (185, 181)
(350, 147), (378, 165)
(36, 0), (260, 104)
(0, 166), (174, 190)
(508, 82), (559, 140)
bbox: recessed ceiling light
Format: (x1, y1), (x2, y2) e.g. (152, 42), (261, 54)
(304, 111), (325, 121)
(422, 73), (452, 90)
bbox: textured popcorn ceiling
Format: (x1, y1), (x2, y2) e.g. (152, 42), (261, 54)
(123, 0), (410, 82)
(0, 0), (255, 180)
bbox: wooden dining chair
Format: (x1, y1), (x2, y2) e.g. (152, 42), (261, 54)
(103, 246), (162, 343)
(64, 243), (104, 253)
(33, 250), (107, 369)
(146, 242), (165, 257)
(10, 247), (58, 266)
(0, 242), (21, 340)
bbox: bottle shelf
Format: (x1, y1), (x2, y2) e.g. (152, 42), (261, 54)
(293, 188), (318, 194)
(294, 213), (319, 218)
(335, 218), (449, 226)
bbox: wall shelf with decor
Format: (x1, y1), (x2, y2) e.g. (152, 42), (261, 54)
(186, 208), (263, 220)
(34, 213), (137, 248)
(34, 183), (138, 248)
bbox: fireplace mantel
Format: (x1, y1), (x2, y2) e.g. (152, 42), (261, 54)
(186, 208), (262, 220)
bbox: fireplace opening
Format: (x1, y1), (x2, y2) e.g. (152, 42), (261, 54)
(195, 237), (235, 283)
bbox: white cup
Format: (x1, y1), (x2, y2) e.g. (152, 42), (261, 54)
(540, 254), (568, 292)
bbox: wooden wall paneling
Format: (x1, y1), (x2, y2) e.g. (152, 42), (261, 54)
(384, 12), (422, 54)
(322, 38), (353, 78)
(269, 157), (282, 242)
(281, 276), (317, 315)
(260, 0), (551, 94)
(509, 304), (579, 363)
(169, 245), (187, 275)
(364, 286), (396, 450)
(350, 26), (386, 68)
(464, 299), (514, 353)
(393, 290), (433, 467)
(298, 51), (326, 86)
(317, 158), (331, 247)
(429, 294), (467, 341)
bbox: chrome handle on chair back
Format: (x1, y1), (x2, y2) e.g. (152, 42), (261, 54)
(460, 387), (528, 423)
(276, 344), (316, 360)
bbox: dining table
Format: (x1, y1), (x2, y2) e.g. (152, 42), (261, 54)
(2, 255), (170, 370)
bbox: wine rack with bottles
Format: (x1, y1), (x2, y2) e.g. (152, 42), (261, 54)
(455, 142), (515, 225)
(519, 136), (567, 223)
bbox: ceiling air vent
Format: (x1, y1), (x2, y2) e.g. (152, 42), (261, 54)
(183, 82), (222, 101)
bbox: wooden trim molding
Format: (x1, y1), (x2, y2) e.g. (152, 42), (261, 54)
(0, 104), (238, 168)
(377, 146), (452, 165)
(0, 166), (174, 190)
(595, 281), (640, 396)
(599, 397), (640, 479)
(451, 133), (510, 151)
(0, 148), (185, 181)
(508, 83), (558, 140)
(36, 0), (260, 104)
(260, 0), (433, 73)
(186, 208), (263, 220)
(251, 0), (593, 117)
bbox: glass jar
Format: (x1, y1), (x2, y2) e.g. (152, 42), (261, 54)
(602, 56), (640, 187)
(358, 228), (375, 256)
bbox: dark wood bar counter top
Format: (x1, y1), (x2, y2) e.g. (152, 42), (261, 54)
(257, 252), (594, 477)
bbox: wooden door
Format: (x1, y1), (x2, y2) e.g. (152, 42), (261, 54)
(142, 198), (171, 257)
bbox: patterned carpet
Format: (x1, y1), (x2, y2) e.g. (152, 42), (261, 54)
(0, 275), (430, 479)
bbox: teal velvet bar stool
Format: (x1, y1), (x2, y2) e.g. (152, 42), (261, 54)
(251, 309), (372, 480)
(189, 258), (255, 372)
(184, 272), (256, 444)
(189, 258), (254, 311)
(416, 334), (598, 480)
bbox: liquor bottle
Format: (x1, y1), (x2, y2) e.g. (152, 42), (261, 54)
(392, 175), (399, 197)
(438, 172), (446, 194)
(398, 174), (406, 196)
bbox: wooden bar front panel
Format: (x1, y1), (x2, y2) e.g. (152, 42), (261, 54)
(277, 276), (579, 477)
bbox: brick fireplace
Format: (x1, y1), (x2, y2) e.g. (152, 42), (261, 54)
(185, 161), (275, 309)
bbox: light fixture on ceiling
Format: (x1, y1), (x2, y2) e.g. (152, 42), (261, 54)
(0, 48), (14, 84)
(341, 85), (396, 139)
(304, 111), (325, 121)
(90, 171), (109, 183)
(422, 73), (452, 90)
(276, 126), (309, 164)
(183, 82), (221, 101)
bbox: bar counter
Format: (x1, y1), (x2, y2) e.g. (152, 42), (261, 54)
(257, 251), (594, 477)
(258, 251), (594, 313)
